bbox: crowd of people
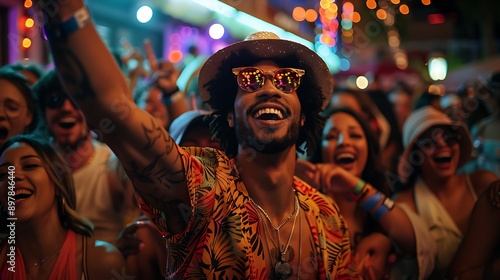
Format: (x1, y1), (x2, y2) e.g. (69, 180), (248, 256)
(1, 0), (500, 279)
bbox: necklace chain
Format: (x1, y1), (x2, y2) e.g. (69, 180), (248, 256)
(250, 191), (298, 231)
(30, 248), (62, 270)
(252, 191), (301, 279)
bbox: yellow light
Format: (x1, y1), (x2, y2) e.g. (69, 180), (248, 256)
(399, 4), (410, 15)
(376, 9), (387, 20)
(305, 9), (318, 22)
(292, 7), (306, 21)
(25, 18), (34, 28)
(320, 0), (330, 9)
(352, 12), (361, 23)
(22, 38), (31, 48)
(422, 0), (431, 5)
(328, 4), (338, 13)
(325, 9), (337, 20)
(366, 0), (377, 10)
(24, 0), (32, 8)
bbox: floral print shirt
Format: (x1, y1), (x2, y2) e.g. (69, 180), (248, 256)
(137, 147), (359, 279)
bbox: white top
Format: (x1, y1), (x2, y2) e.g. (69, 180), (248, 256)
(72, 140), (127, 245)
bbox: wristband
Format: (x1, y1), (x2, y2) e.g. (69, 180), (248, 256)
(372, 197), (395, 221)
(43, 7), (91, 40)
(353, 179), (366, 195)
(360, 192), (384, 212)
(162, 86), (180, 98)
(349, 179), (367, 201)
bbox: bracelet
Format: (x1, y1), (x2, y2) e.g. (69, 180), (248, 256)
(360, 192), (384, 212)
(349, 179), (367, 201)
(372, 197), (395, 221)
(43, 7), (91, 40)
(353, 179), (366, 195)
(162, 86), (180, 98)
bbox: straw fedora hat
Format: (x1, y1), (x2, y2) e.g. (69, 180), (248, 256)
(198, 31), (333, 111)
(398, 106), (473, 183)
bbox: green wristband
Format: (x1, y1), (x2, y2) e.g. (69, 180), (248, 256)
(353, 179), (366, 195)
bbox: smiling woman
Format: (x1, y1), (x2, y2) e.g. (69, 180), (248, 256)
(0, 66), (37, 145)
(392, 105), (499, 279)
(0, 135), (128, 280)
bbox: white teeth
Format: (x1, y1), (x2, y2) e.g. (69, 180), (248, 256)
(59, 117), (76, 123)
(254, 108), (284, 120)
(15, 189), (33, 196)
(335, 153), (355, 160)
(436, 152), (451, 158)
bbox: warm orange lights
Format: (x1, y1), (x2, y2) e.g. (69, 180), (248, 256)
(25, 18), (34, 28)
(366, 0), (377, 10)
(22, 38), (31, 48)
(168, 50), (183, 63)
(24, 0), (32, 8)
(399, 4), (410, 15)
(376, 9), (387, 20)
(305, 9), (318, 22)
(422, 0), (431, 5)
(352, 12), (361, 23)
(390, 0), (400, 4)
(388, 36), (400, 47)
(292, 7), (306, 21)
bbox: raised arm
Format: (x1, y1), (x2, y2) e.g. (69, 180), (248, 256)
(38, 1), (189, 212)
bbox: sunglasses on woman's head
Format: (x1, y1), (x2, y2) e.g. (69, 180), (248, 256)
(232, 67), (305, 93)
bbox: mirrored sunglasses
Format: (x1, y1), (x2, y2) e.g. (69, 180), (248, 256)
(232, 67), (305, 93)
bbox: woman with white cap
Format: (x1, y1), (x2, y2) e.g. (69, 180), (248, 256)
(395, 105), (498, 279)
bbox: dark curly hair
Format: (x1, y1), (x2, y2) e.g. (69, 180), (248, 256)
(311, 107), (391, 196)
(203, 49), (327, 158)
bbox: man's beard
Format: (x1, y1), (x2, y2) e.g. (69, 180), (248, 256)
(54, 129), (91, 151)
(235, 118), (300, 154)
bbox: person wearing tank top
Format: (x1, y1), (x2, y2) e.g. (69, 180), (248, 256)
(31, 70), (138, 245)
(392, 106), (498, 279)
(0, 136), (128, 279)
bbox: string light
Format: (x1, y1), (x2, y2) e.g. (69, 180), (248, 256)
(22, 38), (32, 48)
(24, 0), (32, 8)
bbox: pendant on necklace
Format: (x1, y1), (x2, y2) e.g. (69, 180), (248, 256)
(274, 252), (292, 279)
(274, 261), (292, 279)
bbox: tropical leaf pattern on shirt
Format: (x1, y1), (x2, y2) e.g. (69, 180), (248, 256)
(137, 147), (360, 279)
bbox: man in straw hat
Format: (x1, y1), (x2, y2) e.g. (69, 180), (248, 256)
(36, 0), (360, 278)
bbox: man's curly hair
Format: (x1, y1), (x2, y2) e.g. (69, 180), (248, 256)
(202, 49), (327, 158)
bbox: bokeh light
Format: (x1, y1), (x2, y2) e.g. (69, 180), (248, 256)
(208, 23), (225, 39)
(136, 6), (153, 23)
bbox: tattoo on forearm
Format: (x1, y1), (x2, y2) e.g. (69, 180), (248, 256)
(142, 119), (163, 150)
(49, 42), (94, 100)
